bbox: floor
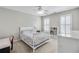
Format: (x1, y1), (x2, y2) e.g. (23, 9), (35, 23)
(11, 36), (58, 53)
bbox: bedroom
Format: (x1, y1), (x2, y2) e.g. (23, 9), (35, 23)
(0, 6), (79, 53)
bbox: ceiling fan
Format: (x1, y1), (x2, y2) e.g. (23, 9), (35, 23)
(37, 6), (48, 15)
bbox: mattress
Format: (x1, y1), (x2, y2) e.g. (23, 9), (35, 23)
(20, 31), (49, 47)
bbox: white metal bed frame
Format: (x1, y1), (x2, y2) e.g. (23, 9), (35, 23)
(19, 27), (50, 53)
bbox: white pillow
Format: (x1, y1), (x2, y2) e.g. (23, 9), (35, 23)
(20, 27), (34, 31)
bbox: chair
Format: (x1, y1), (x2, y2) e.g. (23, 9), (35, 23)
(9, 35), (14, 50)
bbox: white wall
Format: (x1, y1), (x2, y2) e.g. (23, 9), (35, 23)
(0, 7), (41, 39)
(42, 8), (79, 32)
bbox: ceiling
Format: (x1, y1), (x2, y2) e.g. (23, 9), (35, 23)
(2, 6), (79, 16)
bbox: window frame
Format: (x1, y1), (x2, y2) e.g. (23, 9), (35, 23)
(43, 17), (50, 32)
(59, 14), (72, 35)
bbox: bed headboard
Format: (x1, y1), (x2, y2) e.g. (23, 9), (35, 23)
(19, 27), (34, 31)
(19, 27), (35, 39)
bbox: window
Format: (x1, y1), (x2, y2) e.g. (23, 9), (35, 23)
(44, 17), (50, 32)
(60, 14), (72, 36)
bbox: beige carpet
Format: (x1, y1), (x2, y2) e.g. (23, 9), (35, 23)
(11, 37), (58, 53)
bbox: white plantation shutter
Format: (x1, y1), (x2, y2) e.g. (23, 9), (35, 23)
(44, 17), (50, 32)
(60, 14), (72, 35)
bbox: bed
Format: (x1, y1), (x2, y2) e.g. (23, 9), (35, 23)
(19, 27), (50, 52)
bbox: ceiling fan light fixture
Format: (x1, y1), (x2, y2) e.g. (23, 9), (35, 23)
(37, 9), (45, 15)
(37, 6), (45, 15)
